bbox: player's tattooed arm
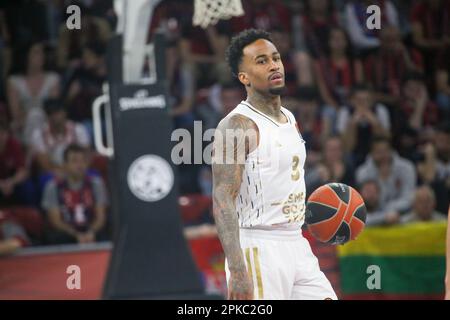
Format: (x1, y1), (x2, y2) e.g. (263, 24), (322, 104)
(212, 114), (258, 300)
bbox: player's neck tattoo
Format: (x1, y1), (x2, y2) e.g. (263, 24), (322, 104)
(247, 91), (283, 118)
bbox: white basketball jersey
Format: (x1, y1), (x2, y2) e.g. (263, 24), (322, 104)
(227, 101), (307, 230)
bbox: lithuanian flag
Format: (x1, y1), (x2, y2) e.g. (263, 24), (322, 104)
(337, 221), (447, 300)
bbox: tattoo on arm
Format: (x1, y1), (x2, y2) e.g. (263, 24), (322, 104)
(212, 114), (258, 273)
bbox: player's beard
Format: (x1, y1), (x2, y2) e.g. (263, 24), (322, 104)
(268, 85), (286, 96)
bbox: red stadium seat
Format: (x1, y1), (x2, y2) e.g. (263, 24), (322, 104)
(8, 207), (44, 240)
(178, 194), (212, 224)
(90, 153), (109, 185)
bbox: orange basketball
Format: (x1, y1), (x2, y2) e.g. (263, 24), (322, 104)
(305, 183), (366, 245)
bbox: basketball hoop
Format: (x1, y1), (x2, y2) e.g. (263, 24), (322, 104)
(193, 0), (244, 29)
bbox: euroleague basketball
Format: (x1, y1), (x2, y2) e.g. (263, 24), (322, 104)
(305, 183), (367, 245)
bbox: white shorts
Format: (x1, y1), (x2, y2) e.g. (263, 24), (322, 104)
(225, 228), (338, 300)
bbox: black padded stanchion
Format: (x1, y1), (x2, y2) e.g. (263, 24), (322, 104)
(101, 33), (218, 299)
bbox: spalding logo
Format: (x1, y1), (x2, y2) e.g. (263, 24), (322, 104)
(332, 235), (347, 245)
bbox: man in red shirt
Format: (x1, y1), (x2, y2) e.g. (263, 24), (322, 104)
(0, 120), (30, 207)
(399, 72), (439, 131)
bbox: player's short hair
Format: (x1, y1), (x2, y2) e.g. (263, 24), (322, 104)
(226, 29), (272, 77)
(63, 143), (87, 162)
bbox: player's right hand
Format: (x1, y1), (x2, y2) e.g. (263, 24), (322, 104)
(227, 269), (254, 300)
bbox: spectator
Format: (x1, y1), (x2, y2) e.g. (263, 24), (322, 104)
(314, 27), (363, 108)
(0, 120), (33, 207)
(306, 135), (355, 195)
(217, 83), (246, 117)
(42, 144), (108, 245)
(345, 0), (400, 53)
(394, 126), (421, 163)
(196, 81), (245, 196)
(435, 124), (450, 193)
(300, 0), (339, 59)
(400, 186), (446, 223)
(364, 25), (423, 107)
(64, 42), (107, 138)
(284, 86), (333, 152)
(0, 8), (10, 46)
(167, 44), (196, 129)
(410, 0), (450, 78)
(389, 0), (413, 36)
(147, 2), (196, 128)
(198, 165), (213, 197)
(288, 1), (316, 87)
(6, 41), (60, 145)
(81, 0), (116, 28)
(337, 84), (391, 166)
(179, 3), (231, 88)
(397, 72), (439, 133)
(358, 179), (398, 226)
(148, 0), (186, 40)
(356, 136), (417, 221)
(416, 142), (449, 214)
(57, 2), (111, 70)
(435, 69), (450, 120)
(196, 81), (245, 131)
(0, 8), (10, 99)
(270, 28), (303, 97)
(320, 135), (355, 186)
(1, 1), (48, 49)
(43, 0), (65, 48)
(231, 0), (292, 33)
(31, 98), (90, 178)
(0, 209), (29, 256)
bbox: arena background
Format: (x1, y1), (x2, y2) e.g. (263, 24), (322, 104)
(0, 0), (449, 300)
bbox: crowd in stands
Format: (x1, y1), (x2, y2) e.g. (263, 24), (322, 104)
(0, 0), (449, 255)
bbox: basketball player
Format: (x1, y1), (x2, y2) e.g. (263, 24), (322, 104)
(212, 29), (337, 300)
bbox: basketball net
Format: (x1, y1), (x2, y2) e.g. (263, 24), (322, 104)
(193, 0), (244, 28)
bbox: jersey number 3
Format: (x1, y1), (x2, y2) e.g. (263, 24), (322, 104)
(291, 155), (300, 181)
